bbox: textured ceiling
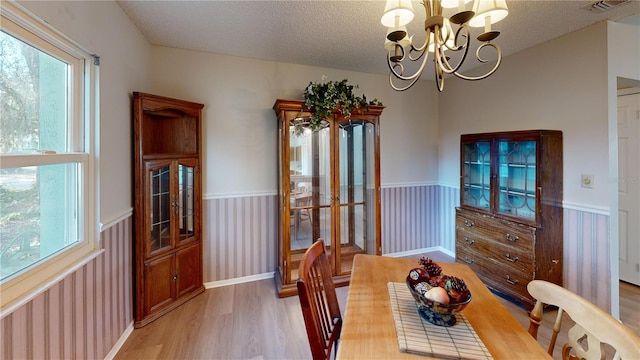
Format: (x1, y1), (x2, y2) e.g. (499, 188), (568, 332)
(117, 1), (640, 80)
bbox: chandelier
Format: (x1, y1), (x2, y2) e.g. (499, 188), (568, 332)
(382, 0), (508, 91)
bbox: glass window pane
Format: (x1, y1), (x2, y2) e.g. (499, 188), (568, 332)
(1, 30), (69, 154)
(178, 164), (195, 241)
(150, 165), (171, 252)
(498, 140), (536, 219)
(0, 163), (80, 280)
(462, 141), (491, 209)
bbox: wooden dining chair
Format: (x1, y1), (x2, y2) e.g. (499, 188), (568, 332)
(527, 280), (640, 360)
(297, 239), (342, 360)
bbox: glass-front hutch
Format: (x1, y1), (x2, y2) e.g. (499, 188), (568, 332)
(457, 130), (563, 309)
(273, 99), (383, 297)
(133, 92), (205, 327)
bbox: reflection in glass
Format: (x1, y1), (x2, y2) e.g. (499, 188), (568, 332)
(338, 121), (376, 274)
(462, 142), (491, 209)
(288, 123), (333, 282)
(178, 164), (195, 241)
(150, 165), (171, 251)
(498, 140), (536, 219)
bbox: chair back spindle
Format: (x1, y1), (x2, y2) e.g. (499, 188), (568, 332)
(297, 239), (342, 360)
(527, 280), (640, 360)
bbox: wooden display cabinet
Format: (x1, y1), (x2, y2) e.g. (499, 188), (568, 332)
(133, 92), (205, 327)
(456, 130), (563, 309)
(273, 99), (384, 297)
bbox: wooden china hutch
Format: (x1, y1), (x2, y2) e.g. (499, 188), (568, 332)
(273, 99), (384, 297)
(132, 92), (205, 327)
(455, 130), (563, 309)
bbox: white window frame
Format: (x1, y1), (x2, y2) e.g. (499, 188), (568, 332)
(0, 1), (99, 313)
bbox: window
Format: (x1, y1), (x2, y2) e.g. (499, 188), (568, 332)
(0, 2), (98, 311)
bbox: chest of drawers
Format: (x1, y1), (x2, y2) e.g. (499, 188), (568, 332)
(455, 208), (561, 309)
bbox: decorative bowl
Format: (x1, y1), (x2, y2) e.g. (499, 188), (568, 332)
(405, 276), (472, 327)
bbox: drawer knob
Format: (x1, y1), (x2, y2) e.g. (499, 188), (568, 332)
(505, 253), (519, 262)
(505, 275), (518, 285)
(463, 256), (474, 264)
(464, 237), (474, 245)
(464, 220), (475, 227)
(505, 233), (519, 242)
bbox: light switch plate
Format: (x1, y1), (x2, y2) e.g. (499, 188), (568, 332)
(581, 174), (594, 189)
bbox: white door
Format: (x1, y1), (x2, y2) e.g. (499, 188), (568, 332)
(618, 91), (640, 286)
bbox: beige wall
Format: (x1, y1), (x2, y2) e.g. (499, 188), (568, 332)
(149, 46), (440, 197)
(439, 21), (610, 209)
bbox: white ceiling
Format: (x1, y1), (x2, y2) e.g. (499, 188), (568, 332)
(117, 0), (640, 80)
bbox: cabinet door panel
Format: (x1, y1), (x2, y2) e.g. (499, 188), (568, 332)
(145, 254), (175, 314)
(146, 160), (174, 256)
(335, 120), (377, 275)
(177, 159), (198, 244)
(175, 244), (201, 298)
(461, 141), (491, 210)
(497, 140), (537, 220)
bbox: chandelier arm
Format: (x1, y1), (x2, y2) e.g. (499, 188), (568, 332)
(453, 42), (503, 81)
(387, 45), (431, 83)
(407, 29), (432, 62)
(438, 26), (471, 75)
(408, 46), (427, 62)
(435, 51), (445, 92)
(389, 71), (422, 91)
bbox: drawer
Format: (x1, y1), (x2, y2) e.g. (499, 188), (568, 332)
(456, 247), (532, 301)
(456, 211), (535, 252)
(456, 229), (534, 275)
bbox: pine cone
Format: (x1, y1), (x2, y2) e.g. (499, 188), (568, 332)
(418, 257), (443, 278)
(444, 276), (470, 303)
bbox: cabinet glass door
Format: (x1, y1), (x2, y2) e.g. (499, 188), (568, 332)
(177, 161), (196, 243)
(462, 141), (491, 209)
(148, 161), (172, 254)
(336, 120), (376, 275)
(288, 123), (332, 281)
(497, 140), (536, 220)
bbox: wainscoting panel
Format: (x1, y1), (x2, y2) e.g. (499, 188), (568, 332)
(202, 191), (613, 314)
(564, 207), (610, 311)
(0, 217), (133, 359)
(203, 195), (278, 283)
(202, 185), (459, 282)
(381, 185), (458, 255)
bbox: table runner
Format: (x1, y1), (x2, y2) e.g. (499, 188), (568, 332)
(388, 282), (493, 360)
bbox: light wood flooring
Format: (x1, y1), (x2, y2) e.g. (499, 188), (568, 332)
(115, 252), (639, 360)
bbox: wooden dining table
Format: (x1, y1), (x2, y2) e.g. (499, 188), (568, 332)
(336, 254), (551, 359)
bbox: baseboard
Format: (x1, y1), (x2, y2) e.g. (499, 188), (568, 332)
(104, 321), (133, 360)
(203, 272), (275, 289)
(384, 246), (455, 259)
(201, 247), (456, 290)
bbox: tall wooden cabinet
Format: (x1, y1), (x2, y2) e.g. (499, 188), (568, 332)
(273, 99), (384, 297)
(133, 92), (205, 327)
(455, 130), (563, 309)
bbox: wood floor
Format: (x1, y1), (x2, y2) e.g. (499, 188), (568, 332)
(115, 253), (639, 360)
